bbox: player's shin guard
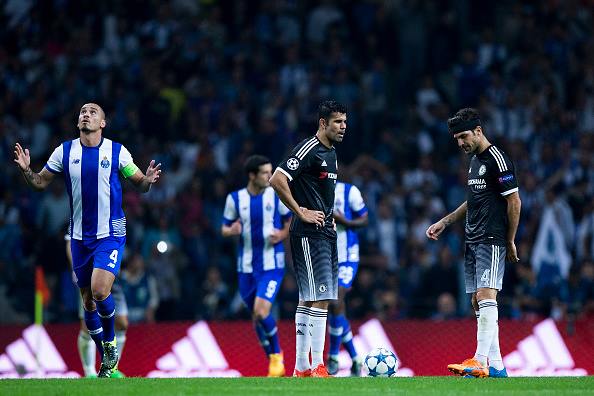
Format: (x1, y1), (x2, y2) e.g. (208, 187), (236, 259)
(78, 330), (97, 376)
(259, 315), (281, 354)
(254, 322), (272, 356)
(83, 309), (104, 358)
(95, 294), (116, 342)
(309, 307), (328, 367)
(115, 330), (126, 362)
(339, 316), (357, 359)
(295, 306), (311, 371)
(475, 299), (498, 366)
(328, 315), (343, 358)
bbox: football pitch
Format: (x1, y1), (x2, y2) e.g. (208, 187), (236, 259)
(1, 376), (592, 396)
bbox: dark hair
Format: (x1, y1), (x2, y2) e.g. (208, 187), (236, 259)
(318, 100), (347, 122)
(447, 107), (481, 135)
(244, 155), (271, 175)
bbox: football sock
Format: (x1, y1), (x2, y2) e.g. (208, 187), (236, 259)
(339, 316), (357, 359)
(295, 306), (311, 371)
(328, 315), (343, 358)
(475, 299), (498, 366)
(115, 330), (126, 363)
(254, 321), (272, 356)
(488, 321), (505, 370)
(95, 294), (116, 343)
(77, 330), (97, 376)
(83, 309), (104, 358)
(259, 314), (281, 354)
(309, 307), (328, 367)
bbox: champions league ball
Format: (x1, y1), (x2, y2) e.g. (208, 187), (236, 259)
(364, 348), (398, 377)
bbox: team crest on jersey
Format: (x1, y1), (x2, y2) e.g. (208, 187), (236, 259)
(479, 165), (486, 175)
(265, 203), (272, 212)
(287, 158), (299, 170)
(318, 284), (327, 293)
(100, 156), (110, 169)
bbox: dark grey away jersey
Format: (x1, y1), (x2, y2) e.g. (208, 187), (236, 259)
(466, 145), (519, 244)
(277, 136), (337, 239)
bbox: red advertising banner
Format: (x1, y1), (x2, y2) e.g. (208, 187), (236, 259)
(0, 318), (592, 378)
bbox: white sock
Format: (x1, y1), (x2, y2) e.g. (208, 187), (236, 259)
(475, 299), (498, 366)
(488, 322), (504, 370)
(115, 330), (126, 363)
(295, 306), (311, 371)
(309, 307), (328, 367)
(77, 330), (97, 376)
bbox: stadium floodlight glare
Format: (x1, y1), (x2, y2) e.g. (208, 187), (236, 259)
(157, 241), (168, 253)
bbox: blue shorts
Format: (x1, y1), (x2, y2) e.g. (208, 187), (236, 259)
(338, 261), (359, 288)
(71, 236), (126, 288)
(238, 269), (284, 310)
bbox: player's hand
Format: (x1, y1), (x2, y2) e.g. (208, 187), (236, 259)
(333, 210), (348, 227)
(299, 207), (325, 227)
(14, 143), (31, 172)
(229, 220), (242, 236)
(506, 241), (520, 263)
(426, 220), (446, 240)
(145, 160), (162, 184)
(268, 228), (285, 244)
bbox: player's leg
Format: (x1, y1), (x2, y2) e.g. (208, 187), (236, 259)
(290, 236), (313, 377)
(327, 286), (347, 374)
(91, 237), (125, 377)
(485, 245), (507, 377)
(77, 302), (98, 377)
(111, 282), (128, 378)
(253, 270), (285, 376)
(239, 273), (272, 357)
(306, 236), (337, 377)
(72, 238), (104, 373)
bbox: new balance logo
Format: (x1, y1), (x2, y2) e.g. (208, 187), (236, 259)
(503, 319), (587, 376)
(0, 325), (79, 378)
(149, 321), (241, 378)
(335, 319), (414, 377)
(296, 329), (305, 335)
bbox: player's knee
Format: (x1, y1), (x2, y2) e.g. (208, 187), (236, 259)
(253, 306), (270, 321)
(115, 315), (128, 331)
(82, 300), (96, 312)
(476, 288), (497, 302)
(91, 287), (110, 302)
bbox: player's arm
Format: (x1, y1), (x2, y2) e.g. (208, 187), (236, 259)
(125, 160), (161, 193)
(269, 169), (324, 226)
(334, 211), (368, 228)
(505, 191), (521, 262)
(14, 143), (56, 191)
(221, 221), (242, 237)
(268, 215), (292, 244)
(221, 193), (242, 237)
(426, 201), (467, 240)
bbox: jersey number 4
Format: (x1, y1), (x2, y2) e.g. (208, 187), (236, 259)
(107, 250), (118, 269)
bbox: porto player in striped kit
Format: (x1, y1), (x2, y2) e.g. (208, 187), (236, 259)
(270, 100), (347, 377)
(14, 103), (161, 377)
(221, 155), (292, 377)
(426, 108), (521, 378)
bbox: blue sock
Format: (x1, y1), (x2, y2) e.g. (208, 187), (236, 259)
(329, 315), (343, 357)
(95, 294), (116, 343)
(259, 315), (281, 354)
(83, 309), (104, 357)
(254, 322), (272, 356)
(340, 316), (357, 359)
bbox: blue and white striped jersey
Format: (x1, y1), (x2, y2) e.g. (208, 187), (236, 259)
(334, 182), (368, 264)
(45, 138), (134, 241)
(222, 187), (292, 273)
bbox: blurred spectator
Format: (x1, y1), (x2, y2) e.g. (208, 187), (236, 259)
(121, 253), (159, 323)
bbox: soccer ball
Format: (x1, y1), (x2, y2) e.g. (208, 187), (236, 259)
(364, 347), (398, 377)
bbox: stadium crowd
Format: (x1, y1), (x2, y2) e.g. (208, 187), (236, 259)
(1, 0), (593, 325)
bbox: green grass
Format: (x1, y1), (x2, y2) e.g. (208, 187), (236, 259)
(0, 376), (592, 396)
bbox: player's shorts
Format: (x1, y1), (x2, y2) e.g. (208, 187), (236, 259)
(238, 269), (285, 310)
(71, 236), (126, 288)
(464, 243), (506, 293)
(78, 280), (128, 319)
(290, 235), (338, 302)
(338, 261), (359, 288)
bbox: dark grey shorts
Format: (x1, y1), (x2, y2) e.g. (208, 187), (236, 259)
(464, 243), (506, 293)
(290, 235), (338, 302)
